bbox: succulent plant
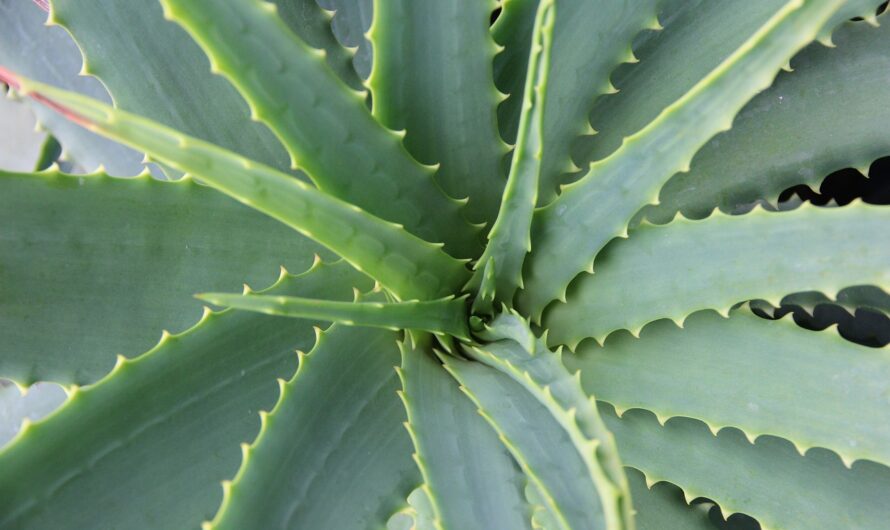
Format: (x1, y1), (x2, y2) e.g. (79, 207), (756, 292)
(1, 0), (889, 529)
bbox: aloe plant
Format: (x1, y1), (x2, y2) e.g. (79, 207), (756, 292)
(1, 0), (889, 528)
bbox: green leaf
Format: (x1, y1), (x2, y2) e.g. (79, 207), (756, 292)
(443, 355), (613, 530)
(546, 203), (890, 347)
(535, 0), (660, 204)
(471, 0), (553, 304)
(0, 0), (142, 174)
(626, 469), (715, 530)
(197, 293), (470, 340)
(368, 0), (509, 225)
(397, 340), (531, 530)
(160, 0), (480, 259)
(640, 14), (890, 224)
(603, 405), (890, 530)
(207, 325), (417, 530)
(519, 0), (849, 318)
(577, 0), (881, 165)
(492, 0), (541, 146)
(3, 72), (470, 301)
(49, 0), (291, 173)
(0, 260), (370, 530)
(318, 0), (374, 80)
(466, 333), (633, 530)
(567, 306), (890, 467)
(0, 168), (326, 385)
(274, 0), (364, 90)
(579, 0), (791, 164)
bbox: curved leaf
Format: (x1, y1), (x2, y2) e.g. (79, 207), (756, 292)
(472, 0), (554, 302)
(641, 14), (890, 223)
(208, 325), (417, 530)
(0, 168), (325, 385)
(603, 405), (890, 530)
(398, 340), (531, 530)
(567, 307), (890, 466)
(198, 293), (470, 340)
(161, 0), (479, 258)
(318, 0), (373, 79)
(368, 0), (509, 224)
(547, 203), (890, 346)
(519, 0), (848, 318)
(443, 355), (613, 530)
(49, 0), (292, 173)
(0, 261), (369, 530)
(3, 73), (470, 301)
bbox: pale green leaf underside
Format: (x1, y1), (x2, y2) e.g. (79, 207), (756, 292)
(208, 325), (417, 530)
(641, 13), (890, 223)
(398, 341), (531, 530)
(199, 293), (470, 340)
(443, 355), (609, 530)
(6, 74), (469, 301)
(567, 307), (890, 467)
(604, 405), (890, 530)
(0, 169), (325, 385)
(547, 203), (890, 346)
(368, 0), (508, 225)
(520, 0), (848, 318)
(161, 0), (479, 259)
(0, 0), (142, 174)
(0, 261), (368, 530)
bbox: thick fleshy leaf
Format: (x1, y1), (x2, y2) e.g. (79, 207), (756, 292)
(0, 169), (325, 385)
(207, 325), (417, 530)
(535, 0), (659, 204)
(472, 0), (554, 302)
(368, 0), (509, 225)
(0, 261), (369, 530)
(604, 405), (890, 530)
(317, 0), (374, 79)
(49, 0), (291, 173)
(443, 355), (614, 530)
(519, 0), (849, 318)
(161, 0), (479, 258)
(198, 293), (470, 340)
(274, 0), (364, 90)
(578, 0), (881, 164)
(641, 14), (890, 223)
(626, 469), (715, 530)
(547, 203), (890, 347)
(0, 0), (142, 174)
(466, 329), (632, 530)
(567, 307), (890, 466)
(2, 73), (470, 301)
(398, 340), (531, 530)
(491, 0), (539, 145)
